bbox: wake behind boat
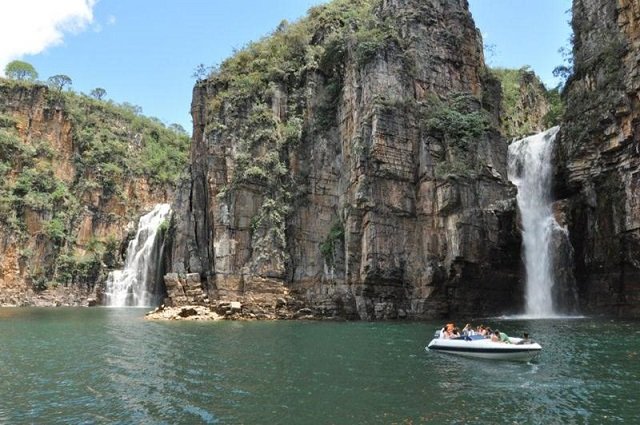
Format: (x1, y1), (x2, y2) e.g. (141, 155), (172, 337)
(427, 331), (542, 361)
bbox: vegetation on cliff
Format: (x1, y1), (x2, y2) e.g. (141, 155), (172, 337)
(170, 0), (530, 319)
(491, 67), (564, 139)
(425, 93), (491, 178)
(0, 77), (190, 291)
(4, 60), (38, 81)
(192, 0), (508, 282)
(201, 0), (404, 272)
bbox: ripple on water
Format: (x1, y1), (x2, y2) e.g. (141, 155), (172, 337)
(182, 405), (218, 424)
(1, 311), (640, 423)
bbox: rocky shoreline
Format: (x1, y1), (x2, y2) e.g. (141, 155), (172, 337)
(0, 286), (97, 308)
(144, 300), (327, 321)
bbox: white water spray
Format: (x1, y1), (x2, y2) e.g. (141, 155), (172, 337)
(104, 204), (171, 307)
(508, 127), (560, 317)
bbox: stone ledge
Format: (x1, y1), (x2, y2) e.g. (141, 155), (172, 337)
(143, 303), (327, 321)
(144, 305), (222, 321)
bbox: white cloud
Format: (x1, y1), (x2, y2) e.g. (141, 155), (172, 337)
(0, 0), (96, 74)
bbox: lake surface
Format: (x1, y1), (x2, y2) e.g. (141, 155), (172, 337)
(0, 308), (638, 424)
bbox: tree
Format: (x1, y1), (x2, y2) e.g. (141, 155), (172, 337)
(90, 87), (107, 100)
(121, 102), (142, 115)
(552, 44), (574, 90)
(47, 74), (72, 92)
(192, 63), (212, 81)
(169, 123), (188, 135)
(4, 60), (38, 81)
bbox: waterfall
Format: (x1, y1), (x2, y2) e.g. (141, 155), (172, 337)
(508, 127), (562, 317)
(104, 204), (171, 307)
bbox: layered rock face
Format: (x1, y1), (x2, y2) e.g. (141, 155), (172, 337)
(0, 82), (183, 305)
(169, 0), (522, 319)
(492, 68), (554, 140)
(555, 0), (640, 316)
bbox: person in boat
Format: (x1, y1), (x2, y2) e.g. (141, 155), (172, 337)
(516, 332), (533, 345)
(450, 327), (461, 338)
(462, 323), (474, 336)
(440, 323), (455, 339)
(439, 325), (447, 339)
(491, 330), (511, 344)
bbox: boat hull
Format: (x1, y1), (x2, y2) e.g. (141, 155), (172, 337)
(427, 338), (542, 361)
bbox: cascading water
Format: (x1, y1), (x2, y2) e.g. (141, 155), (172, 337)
(508, 126), (562, 317)
(104, 204), (171, 307)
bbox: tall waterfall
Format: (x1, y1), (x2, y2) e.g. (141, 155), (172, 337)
(508, 127), (561, 317)
(104, 204), (171, 307)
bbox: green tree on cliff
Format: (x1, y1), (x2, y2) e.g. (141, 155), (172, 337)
(90, 87), (107, 100)
(169, 123), (188, 135)
(192, 63), (216, 81)
(4, 60), (38, 81)
(47, 74), (73, 92)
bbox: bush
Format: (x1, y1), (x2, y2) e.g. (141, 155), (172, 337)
(55, 254), (101, 287)
(320, 221), (345, 264)
(0, 113), (18, 128)
(44, 218), (66, 244)
(424, 94), (490, 178)
(543, 88), (565, 128)
(426, 95), (490, 145)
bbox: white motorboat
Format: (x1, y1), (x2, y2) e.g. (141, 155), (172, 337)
(426, 331), (542, 361)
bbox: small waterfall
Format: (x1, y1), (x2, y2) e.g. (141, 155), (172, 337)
(104, 204), (171, 307)
(508, 127), (562, 317)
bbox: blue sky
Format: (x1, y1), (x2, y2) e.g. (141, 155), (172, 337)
(1, 0), (572, 134)
(469, 0), (573, 84)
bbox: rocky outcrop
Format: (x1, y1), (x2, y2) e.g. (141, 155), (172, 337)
(145, 305), (223, 321)
(0, 81), (186, 305)
(168, 0), (522, 319)
(492, 68), (554, 140)
(163, 272), (209, 305)
(555, 0), (640, 316)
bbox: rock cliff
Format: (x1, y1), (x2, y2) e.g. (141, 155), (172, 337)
(0, 80), (189, 305)
(555, 0), (640, 316)
(491, 67), (558, 140)
(168, 0), (522, 319)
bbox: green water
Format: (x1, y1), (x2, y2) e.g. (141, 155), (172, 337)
(0, 309), (638, 424)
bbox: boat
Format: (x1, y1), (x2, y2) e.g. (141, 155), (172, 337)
(426, 331), (542, 361)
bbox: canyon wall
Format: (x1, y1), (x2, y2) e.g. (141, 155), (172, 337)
(168, 0), (523, 319)
(0, 81), (187, 305)
(555, 0), (640, 316)
(492, 68), (556, 140)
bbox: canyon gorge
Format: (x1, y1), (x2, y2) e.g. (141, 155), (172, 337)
(1, 0), (638, 319)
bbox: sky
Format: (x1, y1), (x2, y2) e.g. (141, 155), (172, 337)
(0, 0), (572, 134)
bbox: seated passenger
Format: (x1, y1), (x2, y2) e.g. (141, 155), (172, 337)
(450, 327), (461, 338)
(439, 323), (453, 339)
(516, 332), (532, 344)
(439, 325), (448, 339)
(462, 323), (474, 336)
(492, 330), (511, 343)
